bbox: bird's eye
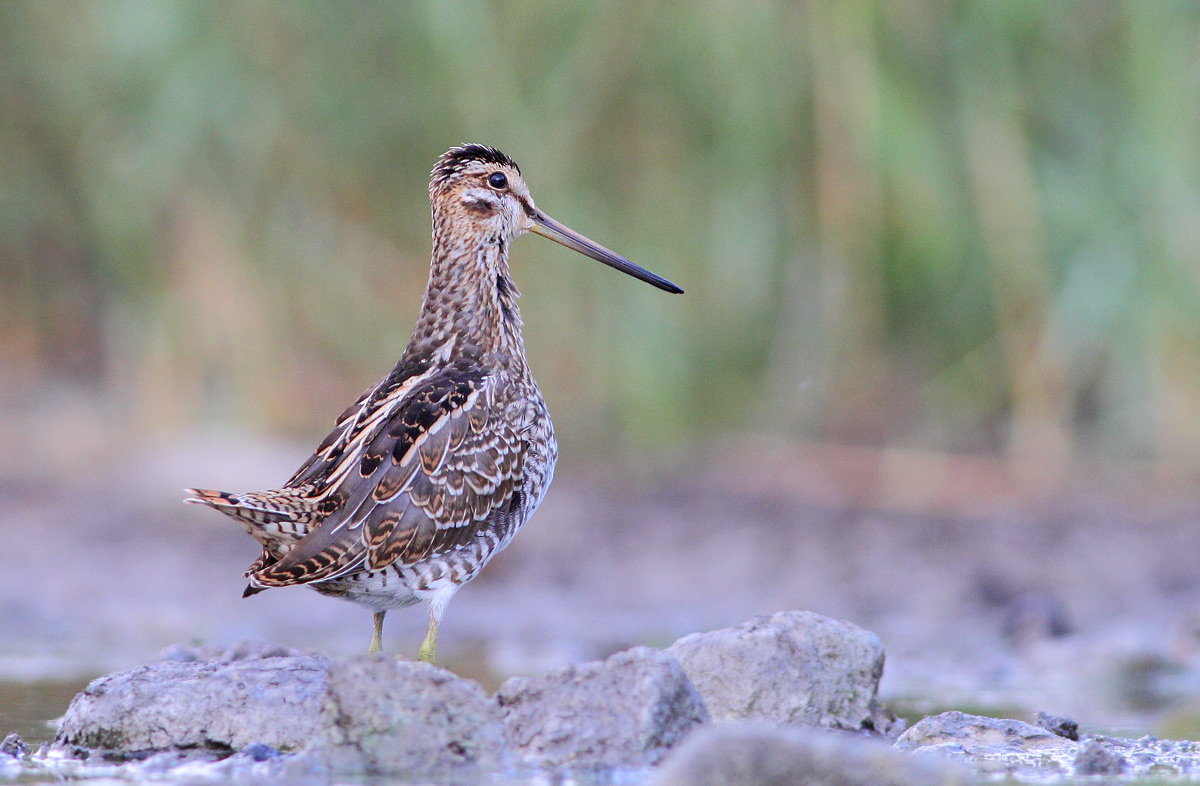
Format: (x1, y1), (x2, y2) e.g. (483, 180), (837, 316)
(487, 172), (508, 189)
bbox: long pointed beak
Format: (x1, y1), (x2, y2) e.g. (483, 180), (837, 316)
(530, 210), (683, 294)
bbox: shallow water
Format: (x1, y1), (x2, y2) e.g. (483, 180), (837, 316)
(5, 754), (655, 786)
(0, 678), (93, 748)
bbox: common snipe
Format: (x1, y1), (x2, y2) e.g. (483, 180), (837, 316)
(186, 144), (681, 662)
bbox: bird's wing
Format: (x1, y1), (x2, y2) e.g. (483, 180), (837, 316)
(283, 357), (431, 491)
(251, 364), (525, 588)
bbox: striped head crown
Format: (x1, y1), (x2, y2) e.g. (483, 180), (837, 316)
(430, 144), (521, 192)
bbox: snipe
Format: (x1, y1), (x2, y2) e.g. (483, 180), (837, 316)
(186, 144), (681, 663)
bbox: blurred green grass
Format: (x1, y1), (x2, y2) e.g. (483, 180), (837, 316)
(3, 1), (1200, 465)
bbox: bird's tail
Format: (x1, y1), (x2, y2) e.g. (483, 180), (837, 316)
(185, 487), (240, 512)
(184, 486), (317, 541)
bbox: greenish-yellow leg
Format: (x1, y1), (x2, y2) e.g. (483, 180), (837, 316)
(368, 611), (386, 654)
(418, 610), (439, 663)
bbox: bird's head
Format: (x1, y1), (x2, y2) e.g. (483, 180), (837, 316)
(429, 144), (682, 294)
(430, 144), (533, 241)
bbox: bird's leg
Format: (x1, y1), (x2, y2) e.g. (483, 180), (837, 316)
(368, 611), (386, 654)
(417, 608), (440, 663)
(418, 588), (457, 664)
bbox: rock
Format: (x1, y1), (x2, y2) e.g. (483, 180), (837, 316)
(896, 710), (1083, 779)
(0, 733), (27, 759)
(1034, 711), (1079, 741)
(896, 711), (1077, 757)
(53, 645), (506, 774)
(652, 722), (972, 786)
(1073, 739), (1127, 775)
(896, 712), (1200, 779)
(867, 701), (907, 739)
(496, 645), (707, 767)
(56, 649), (332, 753)
(665, 611), (886, 731)
(238, 742), (279, 762)
(315, 655), (504, 772)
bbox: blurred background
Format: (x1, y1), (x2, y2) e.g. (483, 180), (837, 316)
(4, 0), (1200, 744)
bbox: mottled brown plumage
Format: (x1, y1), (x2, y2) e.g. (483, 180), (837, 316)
(187, 144), (681, 661)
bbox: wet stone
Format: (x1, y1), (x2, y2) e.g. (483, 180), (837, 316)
(0, 733), (27, 759)
(55, 649), (332, 754)
(652, 722), (972, 786)
(1034, 711), (1079, 741)
(496, 645), (708, 768)
(313, 655), (505, 773)
(665, 610), (887, 732)
(239, 742), (279, 762)
(1073, 739), (1128, 775)
(884, 710), (1197, 780)
(895, 710), (1077, 757)
(52, 645), (506, 775)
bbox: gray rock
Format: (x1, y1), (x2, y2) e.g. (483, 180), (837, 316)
(1034, 711), (1078, 741)
(895, 713), (1200, 780)
(1073, 739), (1127, 775)
(315, 655), (504, 772)
(238, 742), (279, 762)
(53, 645), (506, 774)
(56, 649), (332, 752)
(652, 722), (972, 786)
(496, 645), (707, 767)
(895, 711), (1077, 757)
(0, 733), (27, 759)
(896, 710), (1084, 779)
(665, 611), (886, 731)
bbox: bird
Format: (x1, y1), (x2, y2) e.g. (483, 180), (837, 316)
(186, 144), (682, 663)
